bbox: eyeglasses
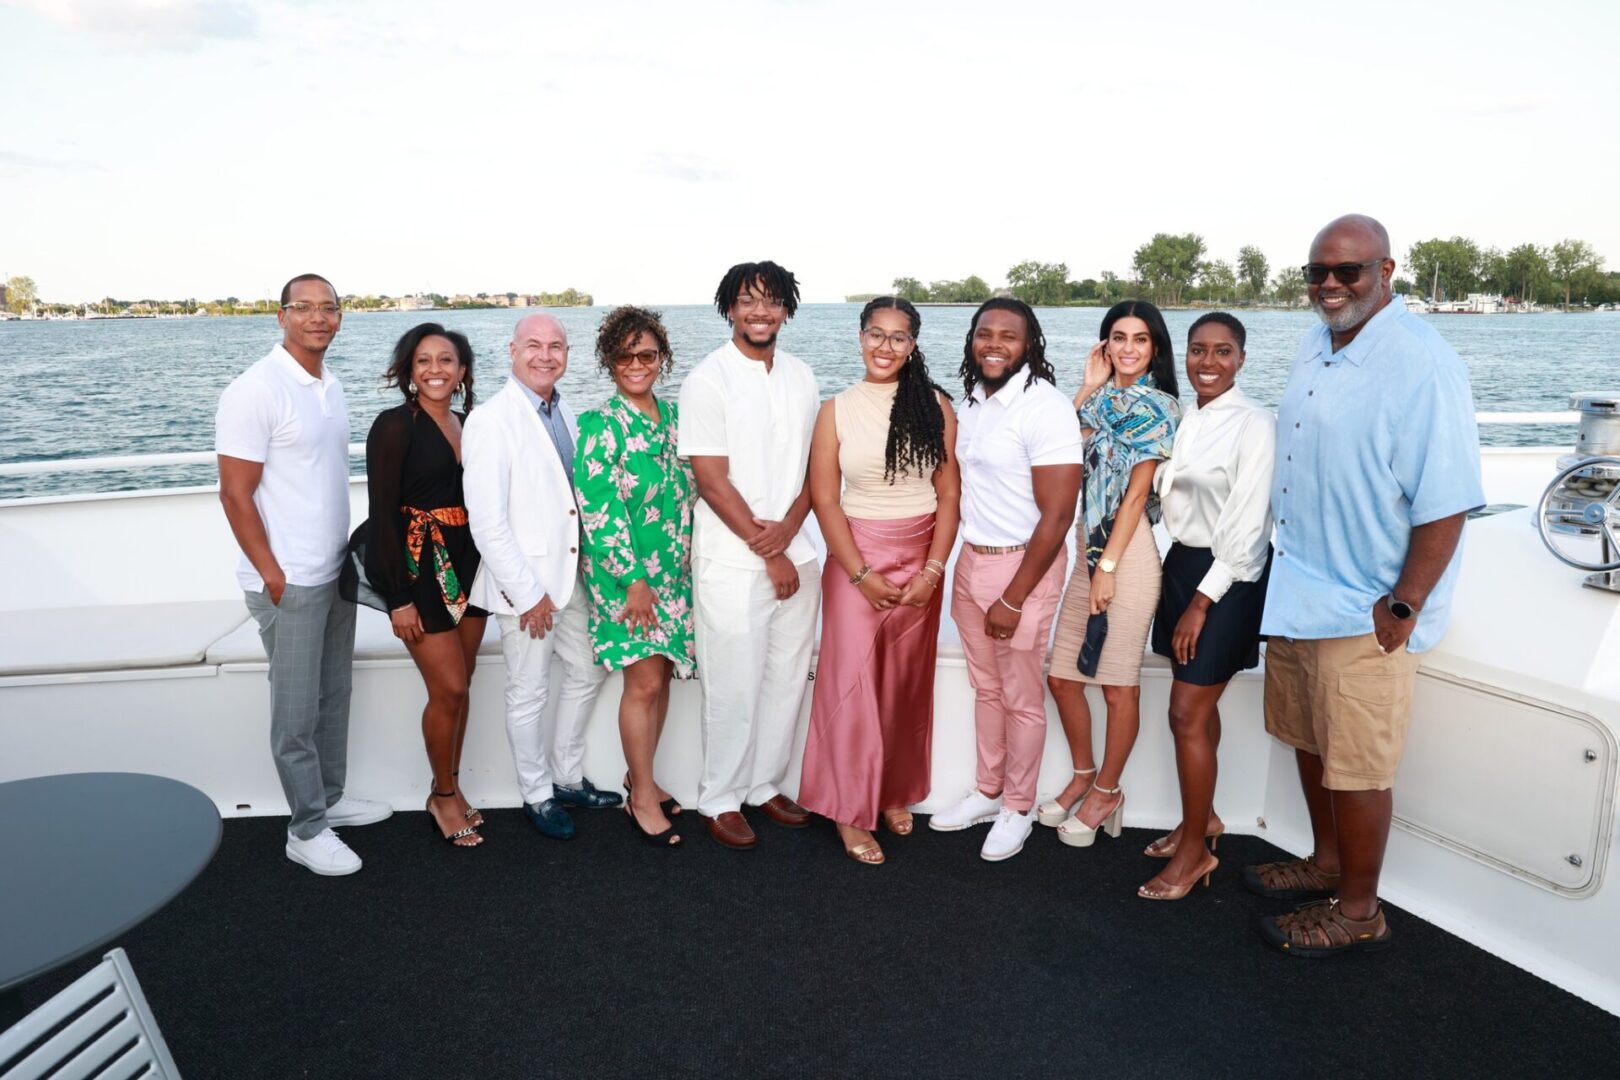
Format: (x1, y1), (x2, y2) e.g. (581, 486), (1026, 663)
(733, 295), (787, 313)
(282, 302), (341, 316)
(1301, 260), (1384, 286)
(861, 328), (915, 351)
(612, 349), (663, 369)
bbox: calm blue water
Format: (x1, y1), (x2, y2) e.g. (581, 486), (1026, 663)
(4, 305), (1616, 498)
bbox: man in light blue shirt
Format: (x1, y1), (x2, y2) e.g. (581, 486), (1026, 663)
(1250, 214), (1484, 957)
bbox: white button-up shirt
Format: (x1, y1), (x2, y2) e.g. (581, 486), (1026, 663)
(955, 375), (1084, 546)
(677, 341), (819, 569)
(1155, 384), (1276, 602)
(215, 344), (351, 591)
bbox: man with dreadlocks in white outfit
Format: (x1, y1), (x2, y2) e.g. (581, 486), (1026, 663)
(678, 260), (821, 850)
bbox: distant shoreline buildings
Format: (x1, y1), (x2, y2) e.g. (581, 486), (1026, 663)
(0, 288), (595, 321)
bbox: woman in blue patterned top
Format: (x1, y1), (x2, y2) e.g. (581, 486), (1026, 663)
(1042, 301), (1180, 848)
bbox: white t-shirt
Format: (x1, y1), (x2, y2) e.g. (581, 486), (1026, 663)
(677, 341), (818, 569)
(955, 374), (1083, 546)
(215, 344), (351, 591)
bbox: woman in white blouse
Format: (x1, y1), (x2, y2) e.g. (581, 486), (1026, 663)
(1139, 312), (1275, 900)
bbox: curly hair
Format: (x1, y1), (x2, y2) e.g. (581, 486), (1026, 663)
(594, 305), (675, 381)
(959, 297), (1055, 404)
(714, 260), (801, 320)
(859, 297), (950, 482)
(384, 322), (476, 411)
(1099, 299), (1179, 398)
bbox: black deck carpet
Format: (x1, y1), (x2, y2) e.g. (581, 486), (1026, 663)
(16, 809), (1619, 1079)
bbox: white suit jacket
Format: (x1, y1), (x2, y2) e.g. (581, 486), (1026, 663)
(462, 378), (580, 615)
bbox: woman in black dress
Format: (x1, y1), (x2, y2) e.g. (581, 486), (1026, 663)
(366, 323), (489, 846)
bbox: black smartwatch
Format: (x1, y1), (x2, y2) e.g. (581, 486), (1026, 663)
(1385, 594), (1418, 620)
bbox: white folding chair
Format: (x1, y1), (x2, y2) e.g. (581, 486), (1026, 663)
(0, 948), (180, 1079)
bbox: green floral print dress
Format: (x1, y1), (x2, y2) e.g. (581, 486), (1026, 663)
(574, 393), (697, 676)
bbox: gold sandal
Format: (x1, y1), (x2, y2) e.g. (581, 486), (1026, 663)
(880, 808), (914, 836)
(845, 839), (885, 866)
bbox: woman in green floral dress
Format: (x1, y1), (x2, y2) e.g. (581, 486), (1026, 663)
(575, 305), (696, 848)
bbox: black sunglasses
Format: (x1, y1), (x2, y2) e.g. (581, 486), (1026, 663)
(1302, 260), (1385, 286)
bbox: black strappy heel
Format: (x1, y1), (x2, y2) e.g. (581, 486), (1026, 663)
(452, 771), (483, 826)
(621, 774), (680, 847)
(428, 789), (481, 846)
(624, 772), (682, 818)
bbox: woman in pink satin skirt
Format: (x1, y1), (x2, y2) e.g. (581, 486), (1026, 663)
(799, 297), (961, 865)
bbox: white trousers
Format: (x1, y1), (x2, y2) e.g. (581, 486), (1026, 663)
(694, 556), (820, 817)
(496, 595), (607, 805)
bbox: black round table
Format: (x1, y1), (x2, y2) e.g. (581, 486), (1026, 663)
(0, 772), (221, 1022)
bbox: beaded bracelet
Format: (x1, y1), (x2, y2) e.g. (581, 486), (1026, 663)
(850, 564), (872, 585)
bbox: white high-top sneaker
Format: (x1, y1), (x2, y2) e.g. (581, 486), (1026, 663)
(928, 789), (1003, 832)
(285, 828), (362, 876)
(980, 807), (1034, 862)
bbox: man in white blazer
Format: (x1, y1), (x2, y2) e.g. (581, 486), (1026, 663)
(463, 313), (617, 840)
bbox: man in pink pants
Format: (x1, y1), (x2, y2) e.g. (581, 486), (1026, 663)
(931, 298), (1083, 861)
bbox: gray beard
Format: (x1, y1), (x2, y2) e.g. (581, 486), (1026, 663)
(1312, 287), (1384, 333)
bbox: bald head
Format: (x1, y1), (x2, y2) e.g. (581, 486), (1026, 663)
(1307, 213), (1395, 342)
(513, 312), (566, 344)
(1311, 214), (1391, 262)
(509, 313), (570, 398)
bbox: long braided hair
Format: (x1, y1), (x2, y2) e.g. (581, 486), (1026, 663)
(959, 297), (1055, 404)
(860, 297), (950, 482)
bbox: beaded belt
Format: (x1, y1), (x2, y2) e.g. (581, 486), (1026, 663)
(969, 542), (1029, 555)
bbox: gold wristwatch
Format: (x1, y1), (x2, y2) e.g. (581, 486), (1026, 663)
(1098, 558), (1117, 574)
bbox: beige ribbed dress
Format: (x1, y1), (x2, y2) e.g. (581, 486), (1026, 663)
(1048, 515), (1161, 686)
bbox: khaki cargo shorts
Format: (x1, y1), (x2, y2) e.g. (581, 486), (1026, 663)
(1263, 633), (1423, 791)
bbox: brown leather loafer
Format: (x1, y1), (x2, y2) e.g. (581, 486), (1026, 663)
(756, 794), (812, 828)
(703, 811), (758, 849)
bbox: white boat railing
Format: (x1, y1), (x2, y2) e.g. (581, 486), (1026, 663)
(0, 413), (1580, 480)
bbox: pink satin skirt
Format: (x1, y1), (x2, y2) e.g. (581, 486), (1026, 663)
(798, 513), (941, 830)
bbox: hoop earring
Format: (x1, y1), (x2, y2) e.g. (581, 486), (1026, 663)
(408, 381), (417, 395)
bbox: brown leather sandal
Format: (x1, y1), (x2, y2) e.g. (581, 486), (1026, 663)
(1259, 899), (1392, 956)
(1242, 854), (1340, 902)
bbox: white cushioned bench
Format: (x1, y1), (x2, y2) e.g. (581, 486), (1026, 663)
(0, 600), (253, 677)
(204, 604), (506, 666)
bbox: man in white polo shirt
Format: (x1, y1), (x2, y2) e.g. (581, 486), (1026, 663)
(216, 273), (391, 876)
(678, 260), (820, 850)
(931, 298), (1083, 861)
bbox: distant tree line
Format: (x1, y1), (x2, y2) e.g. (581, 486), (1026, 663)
(862, 232), (1613, 311)
(1401, 238), (1605, 310)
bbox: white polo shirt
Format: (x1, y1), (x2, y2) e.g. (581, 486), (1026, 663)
(677, 340), (819, 570)
(955, 374), (1083, 546)
(215, 344), (351, 591)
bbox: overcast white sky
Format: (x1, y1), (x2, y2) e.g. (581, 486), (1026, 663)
(3, 0), (1617, 303)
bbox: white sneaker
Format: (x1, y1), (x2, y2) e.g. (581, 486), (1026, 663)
(285, 828), (362, 876)
(325, 794), (393, 827)
(929, 789), (1003, 832)
(980, 807), (1034, 862)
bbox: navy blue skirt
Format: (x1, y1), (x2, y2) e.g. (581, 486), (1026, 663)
(1151, 543), (1271, 686)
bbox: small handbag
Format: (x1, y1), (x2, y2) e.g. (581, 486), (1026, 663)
(337, 519), (390, 612)
(1077, 610), (1109, 678)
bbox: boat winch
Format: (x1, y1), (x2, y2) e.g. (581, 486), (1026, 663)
(1537, 391), (1620, 592)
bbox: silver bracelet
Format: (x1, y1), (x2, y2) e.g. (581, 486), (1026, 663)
(995, 595), (1023, 614)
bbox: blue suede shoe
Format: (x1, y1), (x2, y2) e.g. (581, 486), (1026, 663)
(524, 798), (576, 840)
(553, 777), (624, 810)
